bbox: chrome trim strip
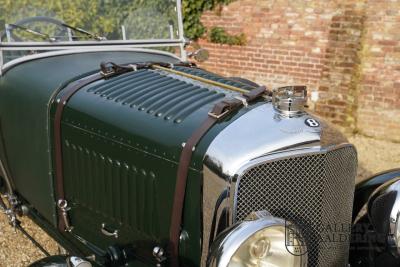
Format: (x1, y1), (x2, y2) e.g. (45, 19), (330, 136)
(0, 48), (181, 75)
(233, 143), (352, 179)
(176, 0), (187, 61)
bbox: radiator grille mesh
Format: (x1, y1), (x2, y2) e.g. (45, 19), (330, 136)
(235, 146), (357, 267)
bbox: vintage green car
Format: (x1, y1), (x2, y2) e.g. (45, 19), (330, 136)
(0, 1), (399, 267)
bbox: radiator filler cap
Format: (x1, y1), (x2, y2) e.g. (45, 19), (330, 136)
(272, 86), (307, 116)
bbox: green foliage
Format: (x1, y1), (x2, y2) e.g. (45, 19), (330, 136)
(0, 0), (179, 41)
(0, 0), (244, 45)
(208, 26), (246, 45)
(182, 0), (233, 40)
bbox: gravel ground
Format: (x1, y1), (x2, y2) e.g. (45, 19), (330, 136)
(348, 135), (400, 183)
(0, 217), (58, 267)
(0, 134), (399, 266)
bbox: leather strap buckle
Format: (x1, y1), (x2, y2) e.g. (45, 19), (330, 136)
(234, 96), (248, 108)
(208, 109), (229, 119)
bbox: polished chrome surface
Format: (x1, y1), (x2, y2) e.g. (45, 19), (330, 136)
(202, 102), (353, 267)
(153, 246), (167, 265)
(68, 256), (93, 267)
(206, 212), (307, 267)
(204, 104), (322, 179)
(58, 199), (74, 232)
(368, 177), (400, 255)
(175, 0), (186, 61)
(272, 86), (307, 116)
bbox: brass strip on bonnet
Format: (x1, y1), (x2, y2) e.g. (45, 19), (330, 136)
(152, 65), (249, 94)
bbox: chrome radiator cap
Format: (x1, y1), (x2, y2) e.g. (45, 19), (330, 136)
(272, 86), (307, 116)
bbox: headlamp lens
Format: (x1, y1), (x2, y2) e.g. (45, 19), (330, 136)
(228, 225), (305, 267)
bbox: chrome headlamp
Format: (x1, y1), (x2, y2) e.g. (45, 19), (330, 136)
(207, 211), (308, 267)
(368, 178), (400, 255)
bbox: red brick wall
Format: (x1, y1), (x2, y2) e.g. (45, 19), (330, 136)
(356, 0), (400, 140)
(199, 0), (336, 88)
(198, 0), (400, 142)
(315, 2), (365, 129)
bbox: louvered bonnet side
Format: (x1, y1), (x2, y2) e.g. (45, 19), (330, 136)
(56, 65), (254, 252)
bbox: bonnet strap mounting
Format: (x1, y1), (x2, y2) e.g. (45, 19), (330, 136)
(169, 86), (268, 267)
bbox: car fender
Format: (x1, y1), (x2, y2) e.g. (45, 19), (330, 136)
(353, 168), (400, 221)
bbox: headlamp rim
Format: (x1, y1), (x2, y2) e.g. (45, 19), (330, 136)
(206, 212), (307, 267)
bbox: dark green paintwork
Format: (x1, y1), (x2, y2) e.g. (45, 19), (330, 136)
(0, 50), (260, 266)
(0, 51), (180, 226)
(54, 63), (257, 266)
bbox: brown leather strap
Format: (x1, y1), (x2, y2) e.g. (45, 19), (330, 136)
(169, 116), (217, 267)
(243, 86), (268, 101)
(169, 86), (267, 267)
(54, 73), (104, 231)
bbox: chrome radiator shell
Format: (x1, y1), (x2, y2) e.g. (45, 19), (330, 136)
(202, 103), (356, 267)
